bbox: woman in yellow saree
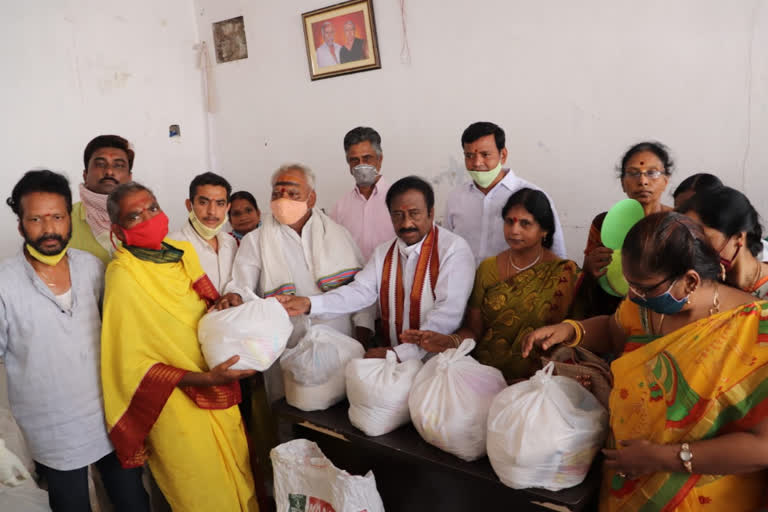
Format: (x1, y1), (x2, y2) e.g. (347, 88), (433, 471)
(524, 212), (768, 512)
(403, 188), (583, 381)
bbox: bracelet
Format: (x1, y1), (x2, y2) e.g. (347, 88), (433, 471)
(449, 334), (462, 348)
(562, 319), (585, 347)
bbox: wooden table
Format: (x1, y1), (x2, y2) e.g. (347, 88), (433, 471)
(273, 399), (600, 511)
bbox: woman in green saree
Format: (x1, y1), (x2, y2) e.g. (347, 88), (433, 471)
(402, 188), (582, 381)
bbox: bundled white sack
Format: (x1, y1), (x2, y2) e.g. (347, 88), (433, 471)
(281, 325), (364, 411)
(408, 339), (507, 461)
(271, 439), (384, 512)
(346, 350), (423, 436)
(198, 297), (293, 371)
(487, 362), (608, 491)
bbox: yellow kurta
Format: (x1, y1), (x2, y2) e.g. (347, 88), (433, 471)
(70, 202), (111, 264)
(101, 239), (257, 512)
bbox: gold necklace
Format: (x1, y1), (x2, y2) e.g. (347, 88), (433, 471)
(709, 284), (721, 316)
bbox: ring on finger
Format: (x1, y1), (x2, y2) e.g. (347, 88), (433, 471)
(618, 472), (627, 478)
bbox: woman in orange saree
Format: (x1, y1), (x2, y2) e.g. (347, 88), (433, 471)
(524, 212), (768, 511)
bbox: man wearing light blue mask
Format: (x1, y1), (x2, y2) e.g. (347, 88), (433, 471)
(169, 172), (237, 292)
(443, 121), (567, 265)
(330, 126), (396, 261)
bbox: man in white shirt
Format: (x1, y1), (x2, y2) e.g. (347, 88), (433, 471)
(443, 121), (566, 265)
(1, 170), (148, 511)
(220, 163), (374, 397)
(169, 172), (237, 293)
(329, 126), (396, 261)
(316, 21), (342, 67)
(278, 176), (476, 361)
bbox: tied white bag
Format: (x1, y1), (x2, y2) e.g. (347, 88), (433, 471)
(346, 350), (423, 436)
(408, 339), (507, 461)
(487, 362), (608, 491)
(198, 297), (293, 371)
(281, 325), (365, 411)
(271, 439), (384, 512)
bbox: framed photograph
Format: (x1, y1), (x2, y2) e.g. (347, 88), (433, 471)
(302, 0), (381, 81)
(213, 16), (248, 64)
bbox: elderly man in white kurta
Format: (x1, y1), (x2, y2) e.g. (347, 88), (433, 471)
(278, 176), (476, 362)
(169, 172), (237, 293)
(222, 163), (374, 400)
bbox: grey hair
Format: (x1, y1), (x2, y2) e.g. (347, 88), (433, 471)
(321, 21), (334, 33)
(343, 20), (355, 29)
(107, 182), (155, 224)
(343, 126), (382, 156)
(271, 163), (316, 190)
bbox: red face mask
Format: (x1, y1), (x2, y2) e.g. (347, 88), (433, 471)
(120, 211), (169, 250)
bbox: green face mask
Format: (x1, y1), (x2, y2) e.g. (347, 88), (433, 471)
(467, 160), (503, 188)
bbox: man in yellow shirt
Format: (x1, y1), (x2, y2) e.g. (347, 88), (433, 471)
(70, 135), (134, 263)
(101, 182), (258, 511)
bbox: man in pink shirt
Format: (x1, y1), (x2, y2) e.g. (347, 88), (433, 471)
(329, 126), (396, 262)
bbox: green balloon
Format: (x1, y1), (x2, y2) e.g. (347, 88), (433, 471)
(606, 249), (629, 296)
(601, 199), (645, 250)
(599, 274), (622, 297)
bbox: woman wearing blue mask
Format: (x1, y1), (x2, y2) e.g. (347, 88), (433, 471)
(523, 212), (768, 511)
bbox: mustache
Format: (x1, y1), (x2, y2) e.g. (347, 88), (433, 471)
(398, 228), (419, 235)
(203, 217), (221, 223)
(100, 177), (118, 183)
(35, 234), (65, 244)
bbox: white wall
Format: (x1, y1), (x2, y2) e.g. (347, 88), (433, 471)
(192, 0), (768, 260)
(0, 0), (209, 258)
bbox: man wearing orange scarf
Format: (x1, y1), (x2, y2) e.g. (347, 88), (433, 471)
(100, 182), (258, 511)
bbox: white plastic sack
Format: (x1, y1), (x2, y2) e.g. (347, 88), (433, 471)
(198, 297), (293, 371)
(281, 325), (365, 411)
(0, 483), (51, 512)
(271, 439), (384, 512)
(346, 350), (423, 436)
(408, 339), (507, 461)
(487, 362), (608, 491)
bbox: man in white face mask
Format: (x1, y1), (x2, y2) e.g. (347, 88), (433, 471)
(329, 126), (396, 261)
(221, 163), (375, 400)
(443, 121), (567, 265)
(169, 172), (236, 293)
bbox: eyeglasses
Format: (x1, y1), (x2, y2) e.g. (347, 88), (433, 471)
(628, 276), (674, 299)
(624, 170), (667, 180)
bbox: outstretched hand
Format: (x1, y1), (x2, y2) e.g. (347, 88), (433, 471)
(275, 295), (311, 316)
(521, 322), (576, 358)
(400, 329), (457, 353)
(206, 355), (256, 385)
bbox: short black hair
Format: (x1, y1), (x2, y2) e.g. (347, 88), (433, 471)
(189, 172), (232, 202)
(84, 135), (135, 171)
(7, 170), (72, 218)
(618, 141), (674, 178)
(461, 122), (505, 151)
(230, 190), (259, 211)
(623, 212), (721, 282)
(672, 173), (723, 199)
(343, 126), (382, 154)
(501, 188), (556, 248)
(386, 176), (435, 212)
(679, 186), (764, 257)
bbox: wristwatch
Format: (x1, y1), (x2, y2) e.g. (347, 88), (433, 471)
(678, 443), (693, 473)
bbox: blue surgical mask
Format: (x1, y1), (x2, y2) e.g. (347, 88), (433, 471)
(630, 279), (689, 315)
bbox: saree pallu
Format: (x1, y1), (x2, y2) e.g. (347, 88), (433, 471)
(601, 299), (768, 512)
(470, 258), (582, 381)
(102, 239), (257, 512)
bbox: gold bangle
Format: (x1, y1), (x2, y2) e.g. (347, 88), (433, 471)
(450, 334), (462, 348)
(562, 319), (584, 347)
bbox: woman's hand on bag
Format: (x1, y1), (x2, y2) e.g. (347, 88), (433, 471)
(603, 440), (666, 479)
(210, 292), (243, 311)
(205, 355), (256, 385)
(401, 330), (455, 353)
(521, 323), (576, 358)
(583, 246), (613, 279)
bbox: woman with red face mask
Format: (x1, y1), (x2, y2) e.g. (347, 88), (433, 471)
(679, 185), (768, 298)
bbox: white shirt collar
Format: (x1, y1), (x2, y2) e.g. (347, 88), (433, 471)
(396, 225), (434, 258)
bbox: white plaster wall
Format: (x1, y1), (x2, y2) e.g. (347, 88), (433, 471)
(0, 0), (210, 258)
(193, 0), (768, 260)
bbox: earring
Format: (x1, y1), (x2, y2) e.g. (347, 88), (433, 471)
(719, 263), (727, 281)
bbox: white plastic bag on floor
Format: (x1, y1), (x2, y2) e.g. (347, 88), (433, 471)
(408, 339), (507, 461)
(198, 297), (293, 371)
(487, 362), (608, 491)
(281, 325), (364, 411)
(271, 439), (384, 512)
(346, 350), (423, 436)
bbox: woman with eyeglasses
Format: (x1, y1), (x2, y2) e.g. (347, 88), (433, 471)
(679, 186), (768, 298)
(523, 212), (768, 512)
(581, 142), (674, 316)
